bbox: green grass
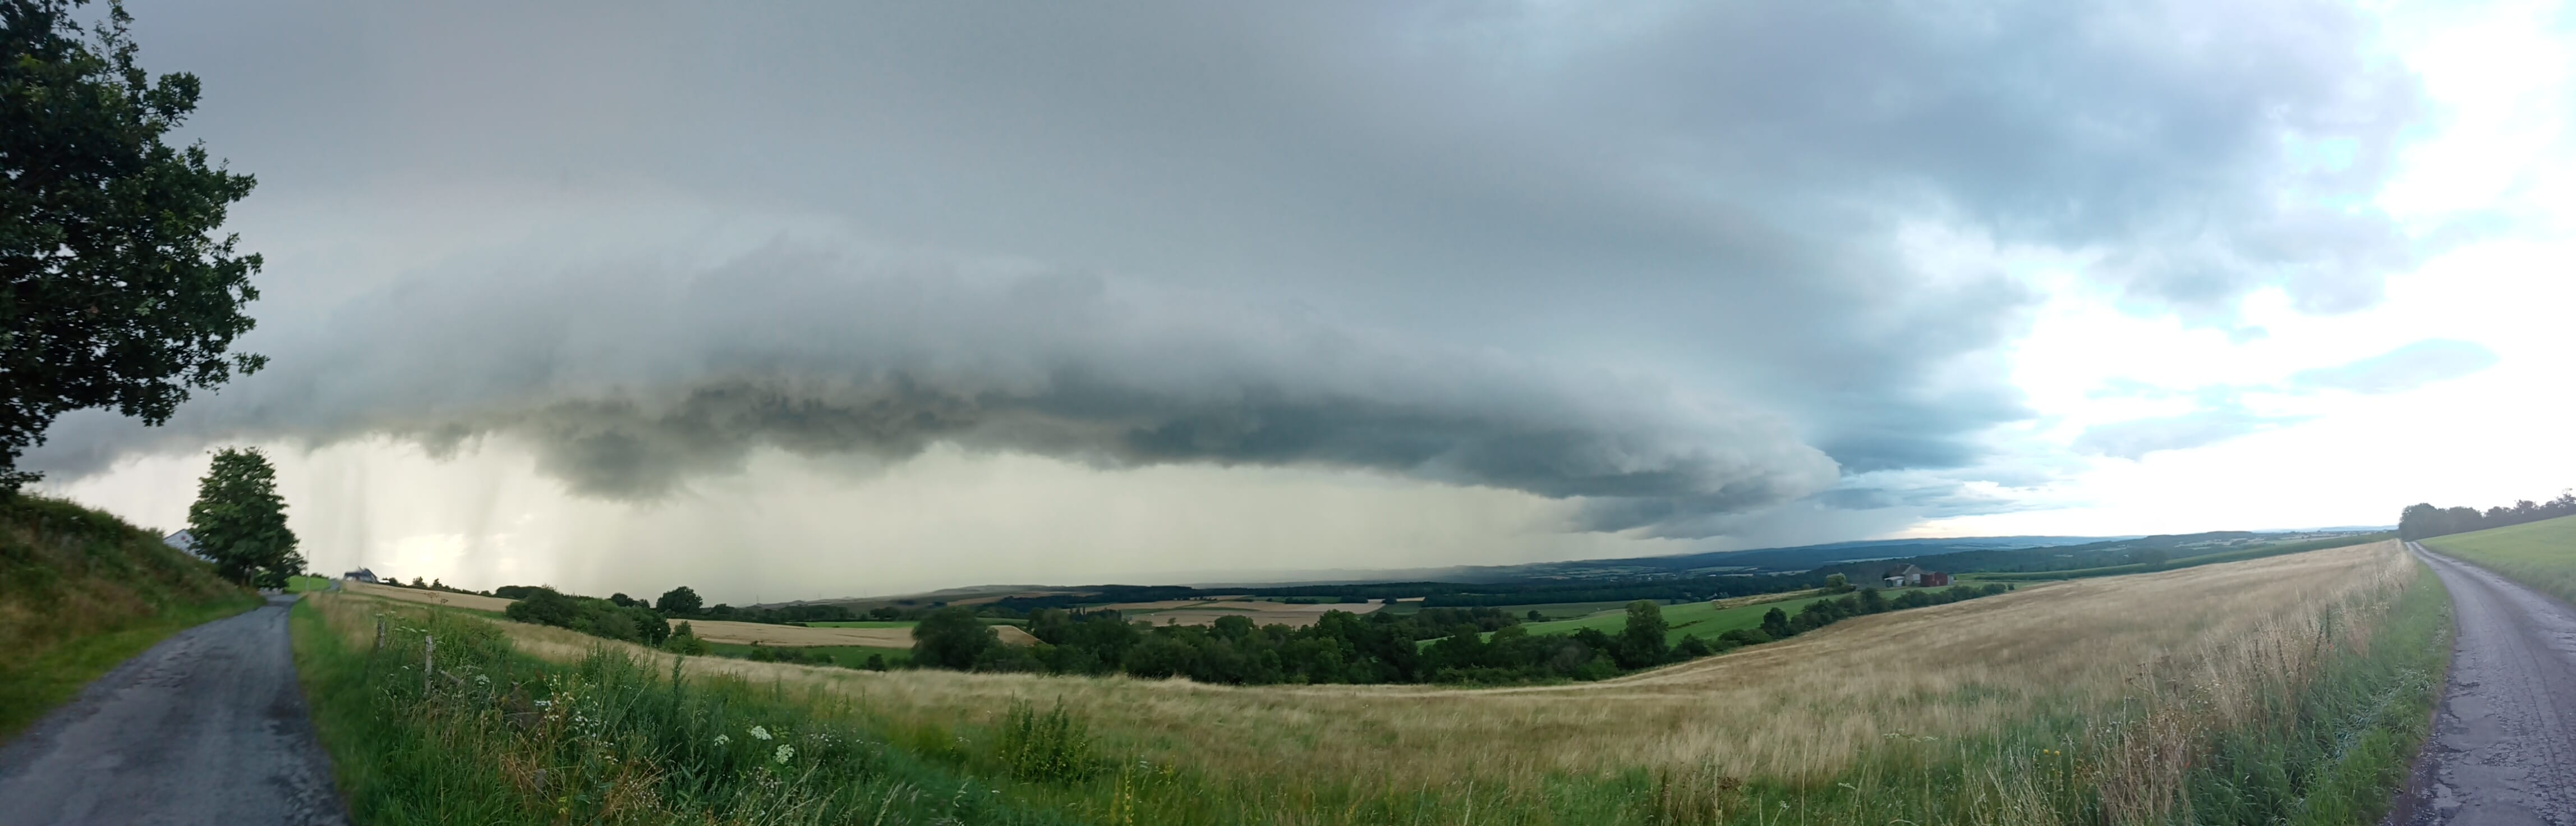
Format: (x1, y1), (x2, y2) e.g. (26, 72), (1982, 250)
(702, 641), (913, 668)
(286, 575), (333, 593)
(2424, 514), (2576, 605)
(1510, 594), (1839, 645)
(799, 620), (914, 628)
(1979, 533), (2395, 582)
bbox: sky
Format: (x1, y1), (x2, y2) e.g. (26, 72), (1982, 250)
(27, 0), (2576, 603)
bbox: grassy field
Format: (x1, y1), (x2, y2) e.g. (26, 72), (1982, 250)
(2424, 514), (2576, 605)
(286, 575), (333, 593)
(0, 497), (259, 741)
(1976, 532), (2394, 581)
(1510, 591), (1843, 645)
(702, 641), (914, 668)
(301, 541), (2445, 824)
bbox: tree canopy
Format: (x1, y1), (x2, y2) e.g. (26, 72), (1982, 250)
(186, 446), (297, 586)
(2, 0), (265, 490)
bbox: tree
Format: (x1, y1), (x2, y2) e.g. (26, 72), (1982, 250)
(1759, 607), (1793, 640)
(913, 606), (998, 670)
(655, 585), (702, 615)
(2, 0), (268, 492)
(186, 446), (297, 585)
(1616, 600), (1669, 668)
(1824, 573), (1849, 593)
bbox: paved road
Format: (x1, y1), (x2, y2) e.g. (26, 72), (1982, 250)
(2391, 544), (2576, 825)
(0, 594), (347, 825)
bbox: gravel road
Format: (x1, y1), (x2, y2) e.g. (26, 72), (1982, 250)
(2390, 543), (2576, 825)
(0, 594), (347, 825)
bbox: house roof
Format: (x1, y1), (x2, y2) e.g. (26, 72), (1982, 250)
(1883, 564), (1924, 577)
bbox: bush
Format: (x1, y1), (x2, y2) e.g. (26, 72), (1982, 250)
(913, 607), (999, 669)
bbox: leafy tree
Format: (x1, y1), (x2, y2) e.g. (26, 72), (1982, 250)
(1824, 573), (1849, 592)
(912, 606), (997, 669)
(1759, 607), (1793, 639)
(662, 621), (709, 655)
(186, 446), (297, 585)
(2, 0), (268, 492)
(1616, 599), (1669, 667)
(655, 585), (702, 615)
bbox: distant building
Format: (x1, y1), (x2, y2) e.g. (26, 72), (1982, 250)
(1920, 571), (1951, 587)
(1881, 565), (1951, 588)
(343, 568), (380, 584)
(162, 530), (208, 561)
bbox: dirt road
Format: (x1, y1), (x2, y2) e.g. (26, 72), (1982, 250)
(2391, 544), (2576, 825)
(0, 594), (346, 825)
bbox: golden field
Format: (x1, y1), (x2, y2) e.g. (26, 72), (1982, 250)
(312, 540), (2421, 822)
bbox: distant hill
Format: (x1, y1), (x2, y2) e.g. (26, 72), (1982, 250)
(1422, 535), (2123, 582)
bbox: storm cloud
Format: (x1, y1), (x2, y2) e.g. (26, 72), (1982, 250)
(27, 249), (1839, 534)
(32, 0), (2433, 542)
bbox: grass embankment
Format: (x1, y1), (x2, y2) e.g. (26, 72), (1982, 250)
(297, 542), (2446, 824)
(1977, 532), (2394, 582)
(0, 496), (258, 740)
(2423, 514), (2576, 605)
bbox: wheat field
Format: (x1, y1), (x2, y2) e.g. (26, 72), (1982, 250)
(312, 540), (2420, 821)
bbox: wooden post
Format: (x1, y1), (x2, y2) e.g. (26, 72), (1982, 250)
(424, 634), (435, 696)
(372, 618), (384, 654)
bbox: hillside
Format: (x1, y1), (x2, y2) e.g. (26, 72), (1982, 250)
(2425, 513), (2576, 605)
(0, 496), (257, 739)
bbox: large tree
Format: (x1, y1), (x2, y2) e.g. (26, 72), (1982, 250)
(2, 0), (265, 491)
(187, 446), (297, 586)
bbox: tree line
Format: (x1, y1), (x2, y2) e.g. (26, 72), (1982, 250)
(909, 581), (2012, 686)
(2398, 490), (2576, 540)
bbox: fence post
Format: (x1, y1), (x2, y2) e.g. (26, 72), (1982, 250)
(424, 633), (435, 696)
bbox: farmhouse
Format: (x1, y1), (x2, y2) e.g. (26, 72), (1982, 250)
(162, 529), (206, 561)
(343, 567), (381, 584)
(1880, 565), (1951, 588)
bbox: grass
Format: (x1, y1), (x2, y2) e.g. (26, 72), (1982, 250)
(287, 574), (333, 593)
(0, 495), (258, 741)
(800, 620), (916, 628)
(703, 641), (914, 669)
(2423, 514), (2576, 605)
(1977, 532), (2395, 581)
(300, 541), (2446, 824)
(1509, 592), (1841, 645)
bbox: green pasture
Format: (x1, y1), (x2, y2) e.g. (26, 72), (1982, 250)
(2425, 515), (2576, 605)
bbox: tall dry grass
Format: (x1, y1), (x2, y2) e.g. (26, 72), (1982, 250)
(311, 540), (2424, 824)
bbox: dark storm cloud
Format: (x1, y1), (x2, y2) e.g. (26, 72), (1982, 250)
(2290, 339), (2500, 394)
(58, 0), (2426, 526)
(2073, 407), (2306, 460)
(28, 249), (1839, 532)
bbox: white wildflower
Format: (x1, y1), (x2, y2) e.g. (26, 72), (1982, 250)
(749, 726), (773, 741)
(713, 734), (731, 746)
(773, 744), (795, 764)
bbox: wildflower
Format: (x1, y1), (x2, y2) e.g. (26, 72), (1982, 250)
(713, 734), (731, 746)
(773, 744), (795, 764)
(749, 726), (774, 741)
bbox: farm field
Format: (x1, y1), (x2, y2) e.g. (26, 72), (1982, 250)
(2424, 514), (2576, 605)
(1115, 598), (1386, 627)
(284, 575), (333, 593)
(1975, 532), (2393, 581)
(302, 540), (2446, 824)
(1510, 592), (1842, 644)
(341, 580), (516, 612)
(680, 617), (1039, 647)
(700, 641), (912, 668)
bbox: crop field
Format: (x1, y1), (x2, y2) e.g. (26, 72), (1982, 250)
(309, 540), (2443, 824)
(700, 641), (912, 668)
(1112, 598), (1386, 627)
(341, 580), (516, 613)
(679, 617), (1040, 647)
(1512, 592), (1841, 644)
(2425, 514), (2576, 604)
